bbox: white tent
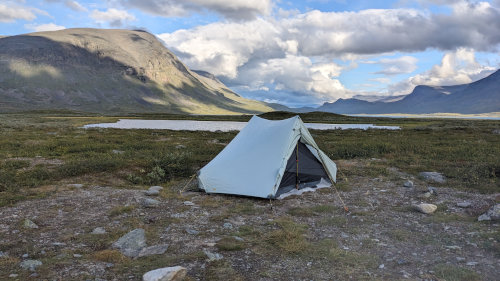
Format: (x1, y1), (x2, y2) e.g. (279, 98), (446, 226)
(198, 115), (337, 199)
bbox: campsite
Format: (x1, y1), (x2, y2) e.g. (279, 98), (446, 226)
(0, 111), (498, 280)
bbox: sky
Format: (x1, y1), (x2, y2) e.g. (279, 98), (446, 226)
(1, 0), (500, 107)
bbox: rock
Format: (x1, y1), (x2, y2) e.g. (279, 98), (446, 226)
(9, 274), (18, 278)
(466, 262), (478, 266)
(203, 249), (223, 261)
(185, 228), (199, 235)
(233, 236), (244, 241)
(403, 180), (414, 188)
(22, 253), (29, 258)
(427, 186), (438, 195)
(419, 172), (446, 183)
(0, 251), (7, 258)
(415, 203), (437, 214)
(175, 145), (186, 149)
(492, 129), (500, 135)
(223, 222), (233, 229)
(68, 184), (83, 188)
(422, 192), (432, 198)
(112, 229), (147, 258)
(478, 204), (500, 221)
(112, 149), (124, 154)
(183, 201), (194, 206)
(52, 242), (66, 246)
(145, 190), (160, 196)
(149, 186), (163, 192)
(73, 254), (82, 258)
(19, 259), (42, 271)
(142, 266), (187, 281)
(23, 219), (38, 229)
(138, 244), (169, 258)
(91, 227), (107, 234)
(457, 202), (472, 208)
(142, 198), (160, 208)
(378, 264), (385, 269)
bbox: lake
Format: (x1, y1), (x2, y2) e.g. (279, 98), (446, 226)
(83, 119), (400, 131)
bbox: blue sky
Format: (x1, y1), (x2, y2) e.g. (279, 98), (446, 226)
(1, 0), (499, 107)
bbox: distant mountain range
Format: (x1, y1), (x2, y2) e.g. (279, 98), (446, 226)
(317, 70), (500, 114)
(0, 28), (278, 114)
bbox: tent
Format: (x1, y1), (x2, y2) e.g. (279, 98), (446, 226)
(198, 115), (337, 199)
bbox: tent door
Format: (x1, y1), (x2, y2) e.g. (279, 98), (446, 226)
(275, 140), (330, 197)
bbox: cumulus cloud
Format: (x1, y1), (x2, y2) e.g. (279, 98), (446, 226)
(389, 48), (497, 94)
(44, 0), (87, 12)
(0, 3), (41, 23)
(25, 22), (66, 32)
(159, 3), (500, 105)
(90, 8), (136, 27)
(369, 56), (418, 75)
(119, 0), (272, 20)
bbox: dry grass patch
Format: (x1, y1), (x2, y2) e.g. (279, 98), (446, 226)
(265, 218), (308, 254)
(205, 260), (244, 281)
(109, 205), (135, 216)
(93, 249), (126, 263)
(216, 237), (246, 251)
(433, 264), (481, 281)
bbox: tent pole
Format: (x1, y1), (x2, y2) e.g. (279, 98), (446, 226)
(295, 142), (299, 189)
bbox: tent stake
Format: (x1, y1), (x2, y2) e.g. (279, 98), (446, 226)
(180, 173), (197, 195)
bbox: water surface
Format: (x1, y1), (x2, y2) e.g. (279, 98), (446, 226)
(84, 119), (400, 131)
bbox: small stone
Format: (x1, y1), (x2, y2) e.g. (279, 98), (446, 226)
(112, 149), (125, 154)
(175, 145), (186, 149)
(142, 198), (160, 208)
(73, 254), (82, 258)
(137, 244), (169, 258)
(0, 251), (7, 258)
(445, 245), (461, 250)
(145, 190), (160, 196)
(149, 186), (163, 192)
(397, 259), (408, 265)
(403, 180), (414, 188)
(185, 228), (199, 235)
(233, 236), (244, 241)
(23, 219), (38, 229)
(91, 227), (106, 234)
(419, 172), (446, 183)
(415, 203), (437, 214)
(19, 259), (42, 271)
(142, 266), (187, 281)
(478, 213), (491, 221)
(466, 262), (478, 266)
(223, 222), (233, 229)
(9, 274), (18, 278)
(427, 186), (438, 195)
(457, 202), (472, 208)
(52, 242), (66, 246)
(422, 192), (432, 198)
(480, 204), (500, 221)
(22, 254), (29, 258)
(378, 264), (385, 269)
(183, 201), (194, 206)
(456, 257), (466, 261)
(203, 249), (223, 261)
(68, 184), (83, 188)
(112, 229), (147, 258)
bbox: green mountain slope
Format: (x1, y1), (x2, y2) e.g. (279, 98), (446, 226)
(0, 28), (276, 114)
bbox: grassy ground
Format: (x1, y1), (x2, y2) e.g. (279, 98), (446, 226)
(1, 111), (498, 207)
(0, 111), (499, 280)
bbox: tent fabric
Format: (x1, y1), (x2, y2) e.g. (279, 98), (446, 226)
(198, 115), (337, 198)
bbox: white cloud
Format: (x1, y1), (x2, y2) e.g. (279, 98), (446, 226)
(44, 0), (87, 12)
(0, 3), (39, 23)
(25, 22), (66, 32)
(90, 8), (136, 27)
(371, 56), (418, 75)
(119, 0), (272, 20)
(389, 48), (497, 94)
(159, 3), (500, 105)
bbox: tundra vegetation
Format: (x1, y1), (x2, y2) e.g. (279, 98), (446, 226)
(0, 111), (498, 280)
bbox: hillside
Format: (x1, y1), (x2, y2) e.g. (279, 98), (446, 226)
(319, 70), (500, 114)
(0, 28), (276, 114)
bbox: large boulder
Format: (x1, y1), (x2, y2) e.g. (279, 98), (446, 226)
(478, 204), (500, 221)
(19, 260), (42, 271)
(143, 266), (187, 281)
(112, 229), (146, 258)
(415, 203), (437, 214)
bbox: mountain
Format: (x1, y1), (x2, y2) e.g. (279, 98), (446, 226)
(0, 28), (277, 114)
(319, 70), (500, 114)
